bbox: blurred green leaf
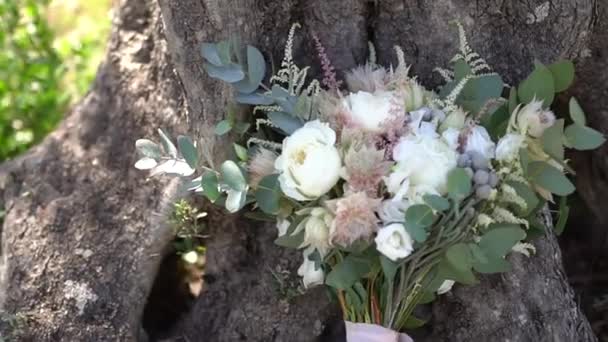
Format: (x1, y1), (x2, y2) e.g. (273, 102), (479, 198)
(423, 194), (450, 212)
(569, 97), (586, 126)
(255, 174), (281, 215)
(555, 196), (570, 235)
(547, 60), (574, 93)
(201, 171), (220, 202)
(447, 168), (472, 200)
(233, 143), (248, 161)
(214, 120), (233, 135)
(326, 254), (373, 290)
(178, 135), (198, 169)
(528, 161), (575, 196)
(541, 119), (565, 161)
(518, 62), (555, 106)
(220, 160), (247, 191)
(564, 123), (605, 150)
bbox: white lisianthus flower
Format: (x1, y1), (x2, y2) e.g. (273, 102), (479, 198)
(375, 223), (414, 261)
(276, 219), (290, 237)
(301, 208), (333, 257)
(298, 247), (325, 288)
(437, 280), (455, 295)
(378, 198), (409, 224)
(464, 125), (495, 159)
(515, 99), (556, 137)
(441, 127), (460, 151)
(495, 133), (525, 161)
(342, 91), (397, 132)
(408, 107), (438, 138)
(389, 135), (458, 200)
(275, 120), (342, 201)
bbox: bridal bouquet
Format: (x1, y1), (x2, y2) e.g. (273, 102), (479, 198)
(134, 23), (604, 336)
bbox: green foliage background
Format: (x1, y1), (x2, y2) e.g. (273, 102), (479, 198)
(0, 0), (110, 162)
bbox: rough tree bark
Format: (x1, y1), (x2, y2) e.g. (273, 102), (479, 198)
(0, 0), (602, 341)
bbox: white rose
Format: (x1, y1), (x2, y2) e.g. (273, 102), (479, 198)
(375, 223), (414, 261)
(301, 208), (333, 257)
(298, 247), (325, 288)
(437, 280), (455, 295)
(275, 120), (342, 200)
(516, 99), (556, 137)
(495, 133), (525, 161)
(390, 135), (458, 200)
(342, 91), (397, 132)
(182, 251), (198, 264)
(464, 125), (495, 159)
(378, 198), (409, 224)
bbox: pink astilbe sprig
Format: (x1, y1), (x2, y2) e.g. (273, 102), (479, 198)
(247, 148), (278, 188)
(326, 191), (381, 247)
(312, 33), (342, 92)
(343, 144), (393, 196)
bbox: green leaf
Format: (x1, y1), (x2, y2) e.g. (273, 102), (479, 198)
(404, 224), (428, 243)
(380, 255), (399, 281)
(158, 129), (178, 158)
(177, 135), (198, 169)
(255, 174), (281, 215)
(554, 196), (570, 235)
(201, 171), (220, 202)
(246, 45), (265, 88)
(446, 243), (472, 272)
(528, 161), (575, 196)
(203, 63), (245, 83)
(564, 123), (606, 150)
(234, 122), (251, 135)
(541, 119), (565, 161)
(135, 139), (162, 159)
(508, 87), (518, 116)
(405, 204), (436, 227)
(478, 225), (526, 258)
(234, 92), (273, 105)
(569, 97), (586, 126)
(486, 105), (510, 140)
(225, 188), (247, 213)
(326, 254), (373, 290)
(459, 74), (504, 114)
(547, 60), (574, 93)
(274, 219), (306, 248)
(506, 181), (539, 216)
(423, 194), (450, 212)
(233, 143), (248, 161)
(200, 43), (222, 66)
(518, 62), (555, 106)
(453, 59), (471, 79)
(519, 148), (531, 175)
(447, 168), (472, 200)
(403, 316), (427, 329)
(473, 225), (526, 274)
(267, 111), (304, 135)
(437, 256), (477, 285)
(214, 120), (233, 135)
(220, 160), (247, 191)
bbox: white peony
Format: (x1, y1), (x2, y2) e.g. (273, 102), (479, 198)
(275, 120), (342, 201)
(342, 91), (397, 132)
(464, 125), (495, 159)
(495, 133), (525, 161)
(437, 280), (455, 295)
(301, 208), (333, 257)
(515, 99), (556, 137)
(389, 135), (458, 201)
(298, 246), (325, 288)
(375, 223), (414, 261)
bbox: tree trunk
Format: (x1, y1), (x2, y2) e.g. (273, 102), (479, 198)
(0, 0), (601, 341)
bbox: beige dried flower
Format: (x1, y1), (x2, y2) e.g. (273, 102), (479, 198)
(345, 64), (389, 93)
(343, 144), (392, 196)
(247, 148), (278, 188)
(326, 192), (381, 247)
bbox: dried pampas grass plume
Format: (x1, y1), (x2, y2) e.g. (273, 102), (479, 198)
(247, 148), (278, 188)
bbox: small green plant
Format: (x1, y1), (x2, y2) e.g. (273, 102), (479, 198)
(269, 265), (305, 302)
(0, 311), (27, 341)
(170, 199), (208, 262)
